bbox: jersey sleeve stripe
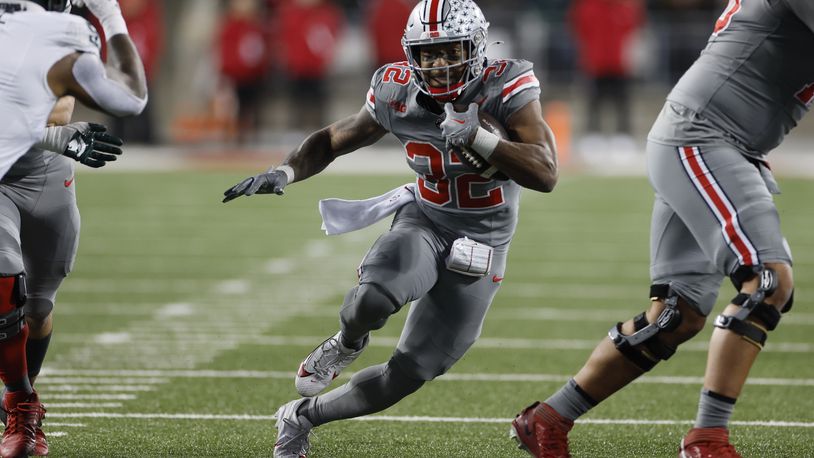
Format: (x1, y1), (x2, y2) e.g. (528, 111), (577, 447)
(501, 72), (540, 103)
(366, 88), (376, 111)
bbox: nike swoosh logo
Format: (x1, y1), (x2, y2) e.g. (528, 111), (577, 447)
(492, 275), (504, 283)
(297, 363), (313, 377)
(64, 177), (74, 187)
(452, 118), (466, 124)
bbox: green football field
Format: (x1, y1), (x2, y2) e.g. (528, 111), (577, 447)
(38, 170), (813, 457)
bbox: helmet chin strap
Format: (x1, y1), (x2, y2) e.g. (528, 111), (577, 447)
(428, 82), (464, 102)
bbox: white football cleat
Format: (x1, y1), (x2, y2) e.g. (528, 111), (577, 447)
(273, 398), (312, 458)
(294, 331), (367, 397)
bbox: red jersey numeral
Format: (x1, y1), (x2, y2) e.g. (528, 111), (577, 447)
(713, 0), (741, 36)
(405, 142), (505, 209)
(482, 61), (507, 82)
(456, 174), (504, 209)
(406, 142), (451, 206)
(383, 66), (411, 85)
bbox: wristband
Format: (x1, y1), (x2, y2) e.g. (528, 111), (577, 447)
(275, 165), (296, 184)
(35, 126), (70, 153)
(100, 14), (129, 38)
(470, 127), (500, 160)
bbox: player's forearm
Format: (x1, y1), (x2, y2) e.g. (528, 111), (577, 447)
(490, 141), (558, 192)
(106, 35), (148, 100)
(280, 129), (337, 184)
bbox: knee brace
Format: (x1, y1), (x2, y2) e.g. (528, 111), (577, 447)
(608, 284), (681, 371)
(0, 273), (27, 341)
(716, 265), (790, 349)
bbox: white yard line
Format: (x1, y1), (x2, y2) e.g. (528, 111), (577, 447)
(37, 377), (168, 385)
(45, 394), (137, 401)
(41, 412), (814, 428)
(41, 385), (156, 392)
(39, 368), (814, 387)
(124, 334), (806, 354)
(49, 334), (814, 353)
(45, 403), (123, 408)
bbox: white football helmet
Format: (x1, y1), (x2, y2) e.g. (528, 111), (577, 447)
(0, 0), (72, 12)
(402, 0), (489, 101)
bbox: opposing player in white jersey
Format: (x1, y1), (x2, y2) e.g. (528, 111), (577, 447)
(0, 1), (146, 456)
(512, 1), (805, 457)
(222, 0), (557, 456)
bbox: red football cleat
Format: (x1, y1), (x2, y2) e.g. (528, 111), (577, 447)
(510, 401), (574, 458)
(679, 427), (741, 458)
(33, 423), (48, 456)
(1, 391), (45, 458)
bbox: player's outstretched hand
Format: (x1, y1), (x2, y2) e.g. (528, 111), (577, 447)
(222, 169), (288, 203)
(72, 0), (122, 23)
(440, 102), (479, 148)
(39, 122), (123, 168)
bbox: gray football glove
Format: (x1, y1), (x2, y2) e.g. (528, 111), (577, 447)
(222, 169), (288, 203)
(439, 102), (480, 148)
(36, 122), (123, 168)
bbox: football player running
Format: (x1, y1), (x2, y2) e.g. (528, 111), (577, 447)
(511, 1), (805, 457)
(222, 0), (557, 456)
(0, 1), (147, 456)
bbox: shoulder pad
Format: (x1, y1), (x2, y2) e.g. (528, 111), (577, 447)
(36, 12), (101, 56)
(368, 62), (412, 114)
(486, 59), (539, 104)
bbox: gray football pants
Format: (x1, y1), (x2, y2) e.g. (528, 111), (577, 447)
(647, 141), (792, 315)
(0, 153), (79, 320)
(305, 202), (507, 426)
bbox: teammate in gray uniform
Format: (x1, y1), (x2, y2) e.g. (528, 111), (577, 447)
(0, 1), (146, 456)
(511, 1), (804, 457)
(222, 1), (558, 456)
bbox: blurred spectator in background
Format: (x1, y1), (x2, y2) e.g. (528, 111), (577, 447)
(651, 0), (721, 84)
(115, 0), (163, 144)
(570, 0), (644, 162)
(277, 0), (343, 133)
(365, 0), (413, 69)
(218, 0), (270, 144)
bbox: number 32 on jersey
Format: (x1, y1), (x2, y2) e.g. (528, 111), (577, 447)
(405, 141), (504, 209)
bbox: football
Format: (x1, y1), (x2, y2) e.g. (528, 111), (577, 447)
(451, 110), (509, 180)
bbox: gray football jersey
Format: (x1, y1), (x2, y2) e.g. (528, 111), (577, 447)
(666, 0), (814, 156)
(366, 59), (541, 246)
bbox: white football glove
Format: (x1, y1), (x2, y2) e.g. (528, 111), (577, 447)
(440, 102), (480, 148)
(74, 0), (128, 37)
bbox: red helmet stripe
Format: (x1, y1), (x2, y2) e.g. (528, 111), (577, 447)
(427, 0), (443, 32)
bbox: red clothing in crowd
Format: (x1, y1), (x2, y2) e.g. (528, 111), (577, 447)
(570, 0), (644, 77)
(276, 1), (343, 79)
(219, 16), (270, 84)
(366, 0), (413, 67)
(121, 0), (163, 81)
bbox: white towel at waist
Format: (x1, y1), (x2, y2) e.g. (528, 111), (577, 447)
(319, 183), (416, 235)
